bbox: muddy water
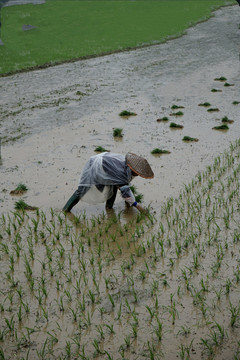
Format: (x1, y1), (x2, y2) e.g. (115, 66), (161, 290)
(1, 6), (240, 359)
(0, 5), (240, 217)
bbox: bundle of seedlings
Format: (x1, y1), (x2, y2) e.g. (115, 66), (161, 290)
(10, 184), (28, 195)
(169, 122), (184, 129)
(151, 148), (171, 154)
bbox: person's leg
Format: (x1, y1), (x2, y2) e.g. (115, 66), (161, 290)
(106, 186), (118, 209)
(62, 186), (89, 212)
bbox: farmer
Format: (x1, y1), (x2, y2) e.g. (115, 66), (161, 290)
(62, 152), (154, 213)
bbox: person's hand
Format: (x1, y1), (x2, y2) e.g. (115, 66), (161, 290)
(135, 204), (149, 214)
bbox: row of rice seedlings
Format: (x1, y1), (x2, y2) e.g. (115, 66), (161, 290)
(0, 201), (159, 358)
(2, 139), (240, 358)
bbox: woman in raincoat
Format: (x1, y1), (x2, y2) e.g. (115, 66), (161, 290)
(62, 152), (154, 213)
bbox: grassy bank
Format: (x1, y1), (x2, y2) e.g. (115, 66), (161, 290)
(0, 0), (234, 76)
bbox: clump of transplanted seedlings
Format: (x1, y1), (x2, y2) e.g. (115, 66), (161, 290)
(119, 110), (137, 117)
(151, 148), (171, 154)
(170, 122), (184, 129)
(224, 82), (234, 87)
(221, 116), (234, 124)
(198, 102), (211, 107)
(156, 116), (169, 122)
(94, 146), (109, 153)
(76, 90), (86, 96)
(232, 101), (240, 105)
(207, 108), (219, 112)
(214, 76), (227, 81)
(212, 124), (229, 130)
(182, 136), (199, 142)
(211, 88), (222, 93)
(14, 199), (37, 210)
(10, 183), (28, 195)
(113, 128), (123, 137)
(170, 111), (184, 116)
(171, 104), (184, 109)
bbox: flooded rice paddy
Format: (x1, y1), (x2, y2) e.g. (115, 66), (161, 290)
(0, 4), (240, 359)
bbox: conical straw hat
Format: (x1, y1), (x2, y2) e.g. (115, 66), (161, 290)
(126, 152), (154, 179)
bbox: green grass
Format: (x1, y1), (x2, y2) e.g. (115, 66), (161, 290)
(0, 0), (233, 75)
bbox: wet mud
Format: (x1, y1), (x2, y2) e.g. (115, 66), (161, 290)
(0, 6), (239, 219)
(0, 6), (240, 218)
(0, 5), (240, 359)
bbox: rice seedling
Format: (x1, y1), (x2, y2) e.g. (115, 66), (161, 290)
(104, 350), (115, 360)
(212, 124), (229, 130)
(116, 302), (122, 321)
(146, 305), (155, 321)
(169, 122), (184, 129)
(151, 148), (171, 154)
(229, 302), (240, 327)
(5, 315), (15, 333)
(214, 76), (227, 81)
(225, 279), (232, 295)
(200, 338), (214, 356)
(178, 326), (191, 336)
(211, 88), (222, 92)
(232, 101), (240, 105)
(14, 200), (37, 211)
(92, 338), (105, 355)
(198, 102), (211, 107)
(221, 116), (234, 124)
(182, 136), (199, 142)
(104, 323), (115, 334)
(171, 104), (184, 109)
(179, 339), (194, 359)
(213, 322), (225, 340)
(10, 183), (28, 196)
(207, 108), (219, 112)
(170, 110), (184, 116)
(96, 324), (105, 340)
(154, 317), (163, 342)
(156, 116), (169, 122)
(113, 128), (123, 137)
(131, 321), (139, 338)
(224, 82), (234, 87)
(119, 110), (136, 116)
(94, 146), (109, 153)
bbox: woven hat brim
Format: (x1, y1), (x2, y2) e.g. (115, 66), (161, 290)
(126, 153), (154, 179)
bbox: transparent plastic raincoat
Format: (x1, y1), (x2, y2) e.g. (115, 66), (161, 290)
(77, 152), (136, 205)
